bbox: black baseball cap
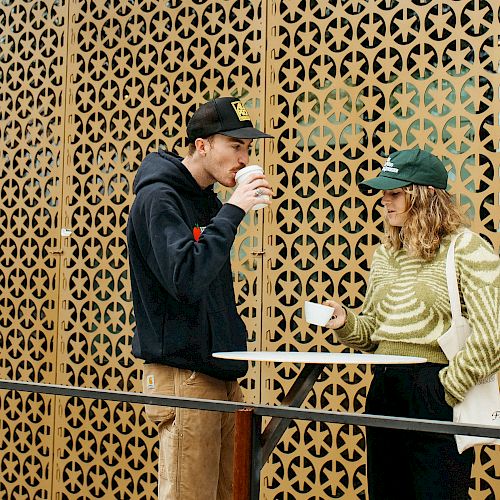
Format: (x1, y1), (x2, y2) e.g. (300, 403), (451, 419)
(359, 148), (448, 190)
(186, 97), (273, 143)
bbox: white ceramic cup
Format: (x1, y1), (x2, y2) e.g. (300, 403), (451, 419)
(235, 164), (269, 210)
(304, 301), (335, 327)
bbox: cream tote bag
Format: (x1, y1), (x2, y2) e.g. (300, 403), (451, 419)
(437, 231), (500, 453)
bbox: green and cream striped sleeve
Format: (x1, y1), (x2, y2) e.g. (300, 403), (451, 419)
(333, 247), (381, 352)
(439, 231), (500, 406)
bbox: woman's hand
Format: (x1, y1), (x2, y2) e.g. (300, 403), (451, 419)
(324, 300), (347, 329)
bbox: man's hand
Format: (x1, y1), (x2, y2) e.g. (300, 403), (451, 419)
(228, 173), (273, 213)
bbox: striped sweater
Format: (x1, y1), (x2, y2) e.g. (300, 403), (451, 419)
(335, 230), (500, 407)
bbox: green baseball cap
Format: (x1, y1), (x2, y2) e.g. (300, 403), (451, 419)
(359, 148), (448, 191)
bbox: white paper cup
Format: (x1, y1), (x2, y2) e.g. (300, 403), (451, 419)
(304, 301), (335, 327)
(235, 164), (269, 210)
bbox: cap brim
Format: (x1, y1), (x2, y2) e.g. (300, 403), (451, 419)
(359, 175), (411, 191)
(220, 127), (273, 139)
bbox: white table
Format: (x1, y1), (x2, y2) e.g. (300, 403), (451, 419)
(214, 349), (427, 498)
(213, 351), (426, 365)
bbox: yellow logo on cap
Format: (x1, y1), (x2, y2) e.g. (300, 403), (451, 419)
(231, 101), (250, 121)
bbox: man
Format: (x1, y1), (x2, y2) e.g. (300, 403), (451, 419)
(127, 96), (273, 499)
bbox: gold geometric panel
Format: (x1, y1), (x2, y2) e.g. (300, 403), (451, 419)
(53, 398), (156, 499)
(0, 0), (66, 497)
(263, 0), (499, 497)
(0, 391), (54, 498)
(53, 0), (267, 497)
(1, 0), (498, 498)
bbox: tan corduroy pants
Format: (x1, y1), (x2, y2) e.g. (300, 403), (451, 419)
(142, 363), (243, 500)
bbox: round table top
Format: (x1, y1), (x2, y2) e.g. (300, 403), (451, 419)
(212, 351), (427, 364)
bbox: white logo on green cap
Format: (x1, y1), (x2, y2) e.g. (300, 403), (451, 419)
(382, 157), (399, 173)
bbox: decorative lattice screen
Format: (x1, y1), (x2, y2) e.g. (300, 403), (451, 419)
(261, 2), (499, 498)
(0, 1), (498, 499)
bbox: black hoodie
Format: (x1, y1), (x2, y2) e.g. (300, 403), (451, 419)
(127, 149), (248, 380)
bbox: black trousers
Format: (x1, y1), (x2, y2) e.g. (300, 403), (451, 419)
(365, 363), (474, 500)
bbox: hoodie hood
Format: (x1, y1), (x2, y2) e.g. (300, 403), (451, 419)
(133, 149), (213, 198)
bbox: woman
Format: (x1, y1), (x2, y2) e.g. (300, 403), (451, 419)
(324, 148), (499, 499)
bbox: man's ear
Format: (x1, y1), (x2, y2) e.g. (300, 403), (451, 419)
(195, 137), (209, 157)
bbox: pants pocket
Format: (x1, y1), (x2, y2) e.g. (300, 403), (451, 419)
(416, 366), (452, 421)
(158, 419), (179, 481)
(142, 364), (177, 423)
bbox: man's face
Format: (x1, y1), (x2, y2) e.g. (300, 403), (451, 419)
(202, 135), (253, 187)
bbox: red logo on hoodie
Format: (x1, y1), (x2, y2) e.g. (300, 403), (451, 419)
(193, 224), (201, 242)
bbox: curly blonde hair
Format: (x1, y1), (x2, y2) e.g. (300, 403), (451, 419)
(382, 185), (467, 260)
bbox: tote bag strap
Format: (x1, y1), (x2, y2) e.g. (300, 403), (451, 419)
(445, 230), (468, 321)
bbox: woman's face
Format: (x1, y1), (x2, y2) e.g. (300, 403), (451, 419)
(381, 188), (409, 227)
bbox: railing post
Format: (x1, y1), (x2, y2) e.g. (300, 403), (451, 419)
(233, 408), (254, 500)
(250, 413), (263, 500)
